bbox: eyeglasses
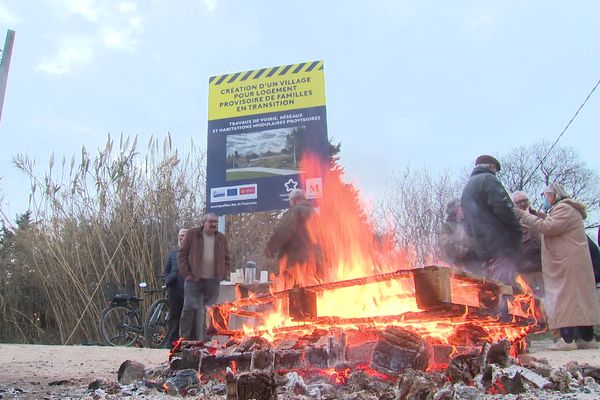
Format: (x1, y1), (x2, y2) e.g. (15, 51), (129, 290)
(514, 199), (529, 204)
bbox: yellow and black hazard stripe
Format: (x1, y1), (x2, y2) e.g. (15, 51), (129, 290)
(209, 60), (324, 86)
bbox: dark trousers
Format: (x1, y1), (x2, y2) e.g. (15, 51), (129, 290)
(561, 326), (594, 343)
(167, 287), (184, 344)
(179, 279), (220, 341)
(483, 256), (517, 288)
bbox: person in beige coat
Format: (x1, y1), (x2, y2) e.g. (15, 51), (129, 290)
(515, 183), (600, 351)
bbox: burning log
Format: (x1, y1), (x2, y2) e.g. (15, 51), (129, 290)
(446, 323), (491, 346)
(370, 327), (429, 376)
(288, 286), (317, 320)
(429, 344), (479, 370)
(226, 349), (278, 400)
(234, 371), (277, 400)
(480, 339), (512, 369)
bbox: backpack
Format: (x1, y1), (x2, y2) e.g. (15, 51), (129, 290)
(587, 236), (600, 283)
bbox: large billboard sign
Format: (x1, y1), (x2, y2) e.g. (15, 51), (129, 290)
(206, 60), (329, 214)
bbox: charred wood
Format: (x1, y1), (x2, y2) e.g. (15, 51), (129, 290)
(251, 349), (274, 371)
(446, 354), (480, 385)
(396, 368), (444, 400)
(235, 371), (278, 400)
(117, 360), (146, 385)
(371, 327), (429, 376)
(289, 287), (317, 320)
(163, 369), (200, 396)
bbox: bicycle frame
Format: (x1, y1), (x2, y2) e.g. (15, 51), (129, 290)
(99, 281), (167, 347)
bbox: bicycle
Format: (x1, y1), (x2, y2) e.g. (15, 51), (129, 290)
(98, 281), (170, 348)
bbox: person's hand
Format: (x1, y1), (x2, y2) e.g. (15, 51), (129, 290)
(513, 207), (525, 218)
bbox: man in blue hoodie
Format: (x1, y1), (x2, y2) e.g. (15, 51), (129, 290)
(461, 155), (522, 288)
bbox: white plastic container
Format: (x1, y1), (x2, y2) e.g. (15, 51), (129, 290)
(244, 261), (257, 284)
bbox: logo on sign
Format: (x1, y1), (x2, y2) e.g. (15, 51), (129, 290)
(227, 188), (238, 196)
(284, 178), (298, 192)
(240, 186), (256, 195)
(305, 177), (323, 199)
(213, 190), (226, 198)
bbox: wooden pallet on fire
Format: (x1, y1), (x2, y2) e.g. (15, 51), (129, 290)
(210, 265), (528, 336)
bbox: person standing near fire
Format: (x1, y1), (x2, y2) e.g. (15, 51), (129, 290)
(178, 213), (230, 341)
(515, 183), (600, 351)
(266, 188), (323, 289)
(511, 191), (544, 296)
(440, 198), (479, 274)
(461, 155), (522, 287)
(162, 228), (187, 346)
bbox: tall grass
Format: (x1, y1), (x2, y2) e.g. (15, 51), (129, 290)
(1, 134), (206, 344)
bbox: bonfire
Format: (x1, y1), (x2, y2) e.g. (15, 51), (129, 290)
(164, 154), (543, 398)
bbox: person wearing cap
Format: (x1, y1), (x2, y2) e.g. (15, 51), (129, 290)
(515, 183), (600, 350)
(162, 228), (187, 346)
(265, 188), (323, 289)
(461, 155), (522, 288)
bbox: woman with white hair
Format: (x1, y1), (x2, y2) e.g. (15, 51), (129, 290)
(515, 183), (600, 351)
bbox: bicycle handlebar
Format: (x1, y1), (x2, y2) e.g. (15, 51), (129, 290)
(143, 287), (166, 295)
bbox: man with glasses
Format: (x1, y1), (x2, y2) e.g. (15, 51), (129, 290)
(178, 213), (230, 341)
(512, 191), (543, 296)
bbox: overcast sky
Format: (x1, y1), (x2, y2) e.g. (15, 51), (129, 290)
(0, 0), (598, 221)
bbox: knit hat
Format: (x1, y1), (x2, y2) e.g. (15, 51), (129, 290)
(475, 155), (501, 171)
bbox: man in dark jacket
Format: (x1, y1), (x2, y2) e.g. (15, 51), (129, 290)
(178, 213), (230, 341)
(461, 155), (522, 288)
(163, 228), (187, 345)
(266, 189), (323, 289)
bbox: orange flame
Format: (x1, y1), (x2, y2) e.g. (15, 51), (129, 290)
(322, 367), (352, 384)
(233, 153), (539, 346)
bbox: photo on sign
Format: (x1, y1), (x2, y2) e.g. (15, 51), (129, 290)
(225, 125), (308, 181)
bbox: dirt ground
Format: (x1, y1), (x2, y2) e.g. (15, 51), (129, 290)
(1, 340), (600, 399)
(0, 344), (169, 399)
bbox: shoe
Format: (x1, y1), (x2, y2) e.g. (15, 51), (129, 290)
(577, 339), (598, 349)
(548, 338), (577, 351)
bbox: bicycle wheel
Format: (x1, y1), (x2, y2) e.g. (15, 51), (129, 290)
(144, 298), (170, 348)
(99, 305), (142, 346)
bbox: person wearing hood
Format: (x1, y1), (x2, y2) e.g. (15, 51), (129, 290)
(515, 183), (600, 351)
(461, 155), (523, 287)
(163, 228), (187, 346)
(266, 188), (323, 289)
